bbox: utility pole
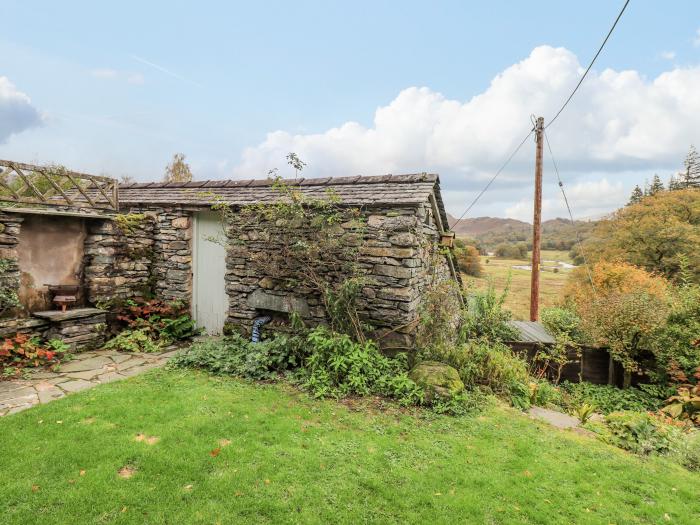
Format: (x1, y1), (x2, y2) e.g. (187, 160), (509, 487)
(530, 116), (544, 322)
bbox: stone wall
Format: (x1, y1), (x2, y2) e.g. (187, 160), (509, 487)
(83, 207), (193, 305)
(0, 212), (22, 319)
(83, 216), (156, 304)
(224, 200), (455, 350)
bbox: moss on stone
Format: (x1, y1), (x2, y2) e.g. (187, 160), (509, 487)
(409, 361), (464, 402)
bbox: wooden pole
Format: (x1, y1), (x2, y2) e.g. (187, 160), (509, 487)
(529, 117), (544, 321)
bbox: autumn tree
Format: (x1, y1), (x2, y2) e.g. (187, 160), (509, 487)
(580, 189), (700, 283)
(164, 153), (193, 183)
(454, 244), (483, 277)
(565, 262), (670, 386)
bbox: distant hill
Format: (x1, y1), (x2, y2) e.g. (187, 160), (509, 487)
(447, 214), (598, 251)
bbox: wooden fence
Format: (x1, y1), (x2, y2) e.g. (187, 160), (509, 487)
(0, 160), (118, 212)
(507, 341), (653, 388)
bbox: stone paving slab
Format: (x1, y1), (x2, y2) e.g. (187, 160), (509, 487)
(528, 406), (580, 429)
(0, 346), (182, 416)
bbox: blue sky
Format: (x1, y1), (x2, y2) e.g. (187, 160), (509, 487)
(2, 1), (700, 220)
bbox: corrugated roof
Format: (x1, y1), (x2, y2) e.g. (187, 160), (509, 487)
(507, 321), (556, 344)
(117, 173), (446, 222)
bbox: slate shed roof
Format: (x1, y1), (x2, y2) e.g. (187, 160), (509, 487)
(507, 321), (556, 344)
(118, 173), (450, 229)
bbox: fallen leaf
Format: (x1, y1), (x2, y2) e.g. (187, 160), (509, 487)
(56, 420), (63, 424)
(121, 507), (128, 513)
(134, 433), (146, 442)
(184, 484), (193, 491)
(523, 470), (532, 477)
(67, 479), (75, 485)
(210, 448), (221, 457)
(79, 469), (86, 476)
(264, 479), (270, 485)
(146, 436), (160, 445)
(234, 491), (243, 497)
(31, 484), (40, 492)
(219, 439), (232, 447)
(118, 466), (136, 479)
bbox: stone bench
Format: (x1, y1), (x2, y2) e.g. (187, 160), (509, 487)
(32, 307), (107, 351)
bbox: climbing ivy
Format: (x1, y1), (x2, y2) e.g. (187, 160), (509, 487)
(211, 164), (369, 341)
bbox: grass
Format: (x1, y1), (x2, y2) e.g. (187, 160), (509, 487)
(1, 369), (698, 524)
(468, 250), (572, 319)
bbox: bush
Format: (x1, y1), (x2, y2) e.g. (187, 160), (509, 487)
(104, 329), (162, 353)
(602, 411), (682, 456)
(671, 431), (700, 471)
(1, 333), (64, 377)
(427, 339), (531, 409)
(169, 333), (305, 380)
(560, 382), (667, 415)
(461, 280), (518, 343)
(494, 242), (528, 259)
(651, 282), (700, 383)
(454, 245), (483, 277)
(300, 327), (423, 405)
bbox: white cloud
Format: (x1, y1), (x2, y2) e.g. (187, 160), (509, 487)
(660, 50), (676, 60)
(232, 45), (700, 218)
(0, 76), (42, 143)
(505, 179), (625, 222)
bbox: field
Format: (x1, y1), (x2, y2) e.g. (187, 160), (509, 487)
(467, 250), (573, 320)
(1, 369), (698, 524)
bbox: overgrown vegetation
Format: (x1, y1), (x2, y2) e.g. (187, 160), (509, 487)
(0, 333), (67, 378)
(103, 299), (199, 352)
(212, 162), (368, 342)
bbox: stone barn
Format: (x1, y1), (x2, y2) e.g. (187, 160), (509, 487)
(1, 164), (459, 352)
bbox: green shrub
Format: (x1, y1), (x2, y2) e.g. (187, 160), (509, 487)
(651, 282), (700, 383)
(300, 327), (424, 405)
(670, 431), (700, 471)
(461, 280), (518, 343)
(159, 315), (200, 343)
(426, 339), (530, 409)
(104, 329), (162, 353)
(169, 333), (305, 380)
(560, 382), (668, 414)
(602, 411), (682, 456)
(529, 379), (563, 408)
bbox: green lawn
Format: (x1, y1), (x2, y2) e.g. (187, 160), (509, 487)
(468, 250), (572, 319)
(1, 369), (698, 524)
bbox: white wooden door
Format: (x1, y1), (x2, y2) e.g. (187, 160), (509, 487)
(193, 211), (228, 335)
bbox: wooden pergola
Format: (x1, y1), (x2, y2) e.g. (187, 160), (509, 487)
(0, 159), (118, 213)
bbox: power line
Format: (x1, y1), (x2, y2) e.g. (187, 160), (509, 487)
(542, 129), (596, 295)
(546, 0), (630, 129)
(450, 128), (534, 229)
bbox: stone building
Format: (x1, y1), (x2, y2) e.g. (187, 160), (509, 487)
(1, 171), (459, 351)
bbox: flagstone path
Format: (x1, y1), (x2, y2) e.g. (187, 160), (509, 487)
(0, 348), (181, 416)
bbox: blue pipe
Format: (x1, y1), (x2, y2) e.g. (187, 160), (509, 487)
(251, 316), (272, 343)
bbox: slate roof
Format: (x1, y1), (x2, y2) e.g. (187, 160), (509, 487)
(507, 321), (556, 344)
(118, 173), (450, 228)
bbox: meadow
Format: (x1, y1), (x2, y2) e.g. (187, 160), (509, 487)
(468, 250), (572, 319)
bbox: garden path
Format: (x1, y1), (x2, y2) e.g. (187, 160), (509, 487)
(0, 348), (180, 416)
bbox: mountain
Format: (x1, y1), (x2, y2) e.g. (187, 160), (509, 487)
(447, 214), (599, 251)
(447, 215), (530, 237)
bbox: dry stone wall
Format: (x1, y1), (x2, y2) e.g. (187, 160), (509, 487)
(83, 206), (193, 305)
(224, 201), (454, 350)
(0, 212), (21, 319)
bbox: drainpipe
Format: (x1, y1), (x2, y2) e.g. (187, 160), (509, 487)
(251, 315), (271, 343)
